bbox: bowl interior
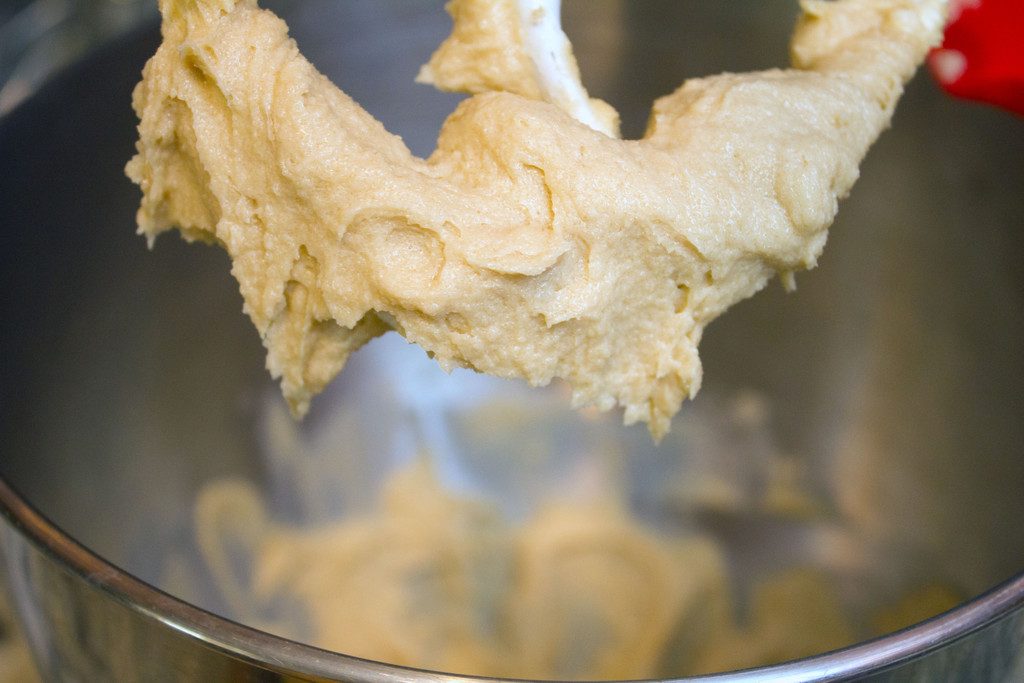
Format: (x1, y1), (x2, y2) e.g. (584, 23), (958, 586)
(1, 1), (1024, 679)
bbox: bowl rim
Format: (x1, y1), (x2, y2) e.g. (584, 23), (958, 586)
(2, 474), (1023, 683)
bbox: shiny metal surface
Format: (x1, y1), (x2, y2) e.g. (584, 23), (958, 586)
(2, 474), (1022, 683)
(0, 0), (152, 115)
(1, 1), (1023, 681)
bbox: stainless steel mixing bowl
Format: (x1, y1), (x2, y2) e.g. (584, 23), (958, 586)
(2, 1), (1023, 681)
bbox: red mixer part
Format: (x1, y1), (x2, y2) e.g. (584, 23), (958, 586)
(928, 0), (1024, 115)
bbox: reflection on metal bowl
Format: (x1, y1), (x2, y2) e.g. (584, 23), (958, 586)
(1, 2), (1023, 681)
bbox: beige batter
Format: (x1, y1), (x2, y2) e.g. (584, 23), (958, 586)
(0, 594), (40, 683)
(417, 0), (620, 136)
(193, 459), (962, 678)
(194, 461), (827, 678)
(127, 0), (945, 437)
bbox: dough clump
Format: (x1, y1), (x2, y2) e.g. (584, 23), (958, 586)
(127, 0), (945, 437)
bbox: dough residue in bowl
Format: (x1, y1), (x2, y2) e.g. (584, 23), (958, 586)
(191, 457), (963, 678)
(193, 460), (843, 678)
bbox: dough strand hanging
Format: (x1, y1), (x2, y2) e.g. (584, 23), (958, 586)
(127, 0), (947, 438)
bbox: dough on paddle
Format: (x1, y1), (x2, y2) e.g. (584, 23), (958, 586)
(127, 0), (945, 437)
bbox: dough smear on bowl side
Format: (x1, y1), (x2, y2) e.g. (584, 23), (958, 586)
(127, 0), (947, 438)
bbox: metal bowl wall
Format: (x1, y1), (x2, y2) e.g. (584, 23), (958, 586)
(1, 2), (1023, 681)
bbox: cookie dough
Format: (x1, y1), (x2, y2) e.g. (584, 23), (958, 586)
(127, 0), (945, 436)
(193, 461), (837, 678)
(195, 457), (960, 678)
(417, 0), (620, 136)
(0, 595), (40, 683)
(186, 387), (965, 678)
